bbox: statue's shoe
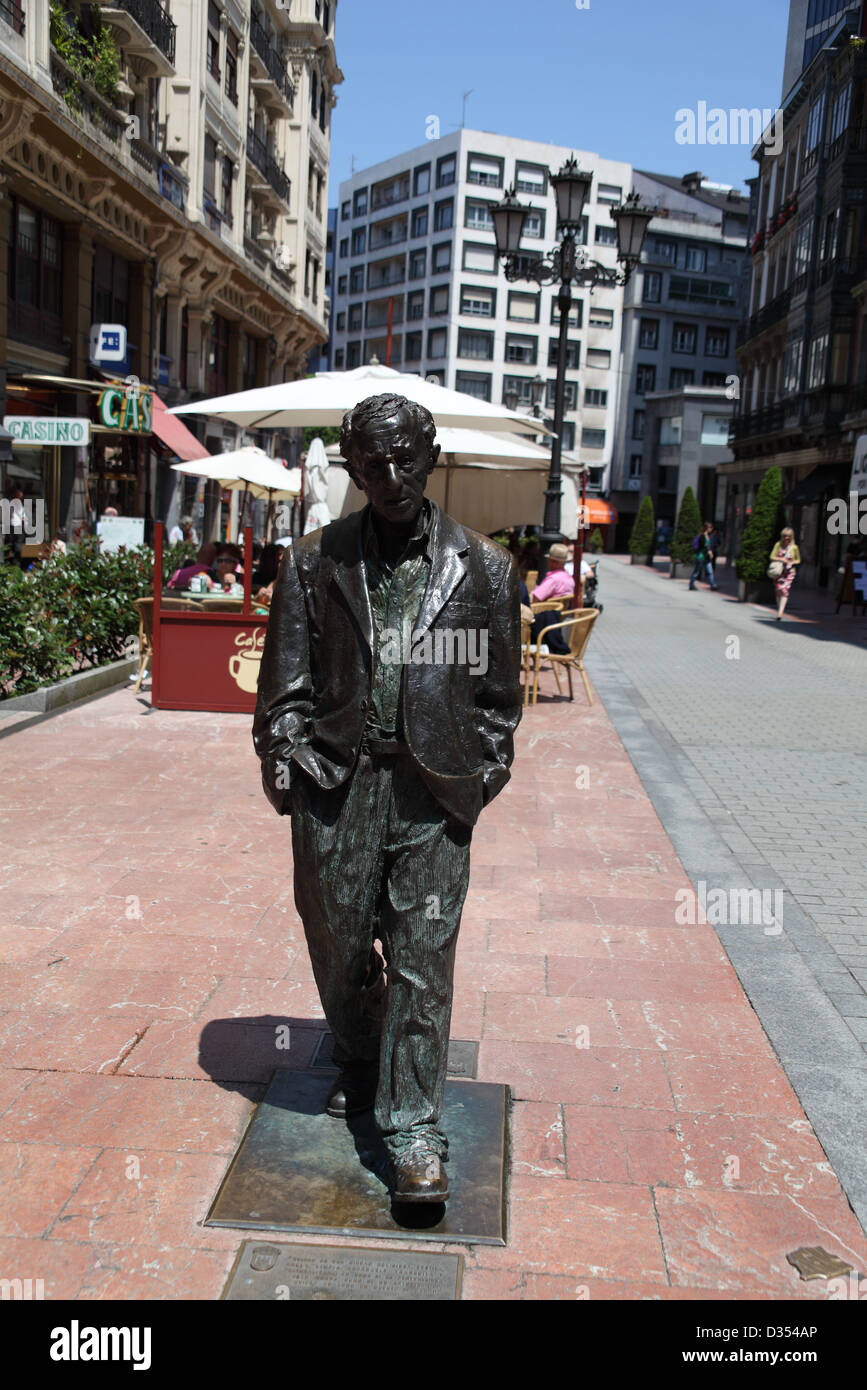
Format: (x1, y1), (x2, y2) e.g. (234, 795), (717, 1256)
(325, 1064), (378, 1118)
(391, 1149), (449, 1203)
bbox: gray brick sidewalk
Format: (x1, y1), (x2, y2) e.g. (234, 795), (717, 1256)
(585, 556), (867, 1227)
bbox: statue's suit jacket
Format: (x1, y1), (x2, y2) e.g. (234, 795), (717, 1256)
(253, 501), (522, 827)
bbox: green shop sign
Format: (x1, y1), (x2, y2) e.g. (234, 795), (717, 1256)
(97, 387), (154, 433)
(3, 416), (91, 446)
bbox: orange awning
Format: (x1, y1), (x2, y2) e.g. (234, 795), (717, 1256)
(580, 499), (618, 526)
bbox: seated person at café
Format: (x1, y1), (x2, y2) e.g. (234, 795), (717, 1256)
(521, 542), (575, 655)
(252, 542), (281, 604)
(213, 550), (243, 591)
(168, 542), (216, 589)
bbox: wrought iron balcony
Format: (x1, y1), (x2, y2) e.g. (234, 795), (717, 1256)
(105, 0), (175, 66)
(250, 16), (294, 109)
(736, 287), (792, 346)
(246, 127), (291, 208)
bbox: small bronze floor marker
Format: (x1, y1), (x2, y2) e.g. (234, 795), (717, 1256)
(786, 1246), (854, 1280)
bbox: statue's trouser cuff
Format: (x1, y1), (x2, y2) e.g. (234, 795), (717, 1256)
(291, 749), (471, 1159)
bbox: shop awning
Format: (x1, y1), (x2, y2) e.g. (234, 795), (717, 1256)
(152, 394), (210, 463)
(581, 498), (618, 526)
(784, 464), (842, 506)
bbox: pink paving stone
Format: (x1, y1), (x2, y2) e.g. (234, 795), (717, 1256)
(640, 999), (774, 1055)
(0, 1011), (153, 1074)
(510, 1101), (566, 1178)
(0, 963), (219, 1019)
(114, 1016), (323, 1082)
(452, 949), (548, 995)
(0, 1068), (38, 1118)
(478, 1040), (674, 1108)
(0, 1143), (101, 1239)
(562, 1106), (841, 1198)
(77, 1242), (235, 1301)
(655, 1188), (867, 1293)
(0, 1234), (105, 1300)
(459, 1265), (524, 1299)
(482, 993), (657, 1049)
(547, 956), (745, 1006)
(487, 919), (726, 963)
(664, 1051), (808, 1119)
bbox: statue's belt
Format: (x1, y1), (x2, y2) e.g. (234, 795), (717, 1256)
(360, 729), (411, 757)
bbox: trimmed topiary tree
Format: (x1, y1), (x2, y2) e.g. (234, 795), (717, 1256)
(589, 527), (604, 554)
(628, 495), (654, 562)
(671, 486), (702, 574)
(736, 466), (784, 594)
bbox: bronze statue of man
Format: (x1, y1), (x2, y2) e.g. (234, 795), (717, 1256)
(253, 392), (522, 1203)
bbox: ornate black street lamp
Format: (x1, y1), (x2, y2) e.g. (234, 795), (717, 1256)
(492, 159), (653, 555)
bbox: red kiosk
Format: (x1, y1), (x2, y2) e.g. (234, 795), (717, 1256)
(150, 523), (268, 713)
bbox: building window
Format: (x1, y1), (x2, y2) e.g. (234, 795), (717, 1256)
(203, 132), (217, 199)
(465, 200), (494, 231)
(371, 173), (410, 211)
(411, 206), (428, 238)
(548, 339), (580, 368)
(648, 236), (677, 265)
(209, 312), (230, 395)
(639, 317), (659, 349)
(413, 164), (431, 197)
(586, 348), (611, 370)
(348, 303), (363, 330)
(793, 221), (812, 278)
(462, 242), (496, 274)
(632, 409), (645, 440)
(347, 340), (361, 368)
(502, 375), (535, 406)
(582, 428), (606, 448)
(430, 284), (449, 316)
(460, 285), (495, 317)
(225, 30), (238, 104)
(669, 367), (694, 389)
(805, 93), (826, 153)
(672, 323), (697, 354)
(336, 312), (346, 331)
(584, 388), (608, 407)
(588, 306), (613, 328)
(455, 371), (492, 400)
(540, 380), (575, 411)
(92, 243), (129, 326)
(8, 198), (63, 345)
(659, 416), (682, 446)
(820, 208), (839, 260)
(341, 200), (351, 220)
(339, 237), (349, 258)
(337, 274), (347, 294)
(685, 246), (706, 272)
(705, 326), (729, 357)
(353, 187), (368, 217)
(407, 290), (425, 320)
(523, 210), (545, 239)
(635, 364), (656, 394)
(573, 216), (589, 246)
(405, 331), (422, 361)
(506, 333), (538, 365)
(807, 332), (828, 389)
(830, 82), (852, 144)
(551, 298), (582, 328)
(434, 199), (454, 231)
(700, 415), (731, 445)
(595, 224), (617, 246)
(432, 242), (452, 272)
(334, 348), (345, 368)
(560, 422), (576, 451)
(782, 337), (803, 394)
(458, 328), (494, 359)
(597, 183), (622, 206)
(515, 162), (547, 195)
(466, 153), (503, 187)
(349, 266), (364, 292)
(242, 333), (262, 391)
(507, 291), (540, 323)
(206, 1), (220, 80)
(220, 156), (233, 224)
(351, 227), (366, 256)
(436, 154), (456, 187)
(428, 327), (447, 358)
(408, 248), (426, 279)
(629, 454), (642, 478)
(643, 271), (662, 303)
(702, 371), (728, 387)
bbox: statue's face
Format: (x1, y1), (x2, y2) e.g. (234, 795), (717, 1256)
(351, 409), (440, 527)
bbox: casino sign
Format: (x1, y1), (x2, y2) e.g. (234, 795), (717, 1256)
(96, 385), (154, 434)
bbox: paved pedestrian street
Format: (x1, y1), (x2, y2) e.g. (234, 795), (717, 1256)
(1, 663), (866, 1300)
(591, 556), (867, 1234)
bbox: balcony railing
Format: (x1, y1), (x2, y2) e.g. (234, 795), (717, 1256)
(737, 286), (792, 346)
(0, 0), (25, 35)
(246, 127), (291, 207)
(368, 269), (406, 289)
(50, 52), (125, 146)
(250, 16), (294, 107)
(114, 0), (176, 64)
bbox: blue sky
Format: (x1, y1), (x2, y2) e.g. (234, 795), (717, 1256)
(329, 0), (791, 193)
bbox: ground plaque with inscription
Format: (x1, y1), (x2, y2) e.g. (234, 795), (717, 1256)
(222, 1240), (463, 1301)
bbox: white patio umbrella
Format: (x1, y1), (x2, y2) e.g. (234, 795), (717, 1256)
(168, 363), (548, 436)
(171, 447), (300, 538)
(303, 436), (332, 535)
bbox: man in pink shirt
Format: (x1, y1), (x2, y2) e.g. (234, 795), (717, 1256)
(526, 543), (574, 654)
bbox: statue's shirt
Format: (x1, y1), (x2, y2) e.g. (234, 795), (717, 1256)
(363, 502), (432, 735)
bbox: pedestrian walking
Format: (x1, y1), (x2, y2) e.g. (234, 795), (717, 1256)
(769, 526), (801, 620)
(689, 522), (717, 591)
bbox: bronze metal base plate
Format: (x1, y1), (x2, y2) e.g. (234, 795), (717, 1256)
(205, 1070), (508, 1245)
(222, 1239), (463, 1300)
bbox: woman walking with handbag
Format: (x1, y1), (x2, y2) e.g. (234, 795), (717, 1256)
(769, 527), (801, 620)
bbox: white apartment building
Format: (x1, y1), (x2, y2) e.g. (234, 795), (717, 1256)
(330, 130), (635, 496)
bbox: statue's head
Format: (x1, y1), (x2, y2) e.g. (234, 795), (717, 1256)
(339, 393), (441, 527)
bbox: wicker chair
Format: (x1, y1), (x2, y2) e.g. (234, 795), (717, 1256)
(529, 608), (599, 707)
(131, 597), (201, 693)
(521, 599), (568, 705)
